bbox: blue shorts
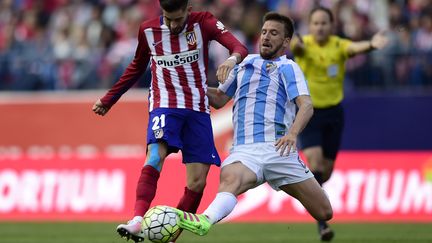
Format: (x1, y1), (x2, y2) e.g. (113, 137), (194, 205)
(147, 108), (221, 166)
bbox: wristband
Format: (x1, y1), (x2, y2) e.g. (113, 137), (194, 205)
(227, 56), (237, 63)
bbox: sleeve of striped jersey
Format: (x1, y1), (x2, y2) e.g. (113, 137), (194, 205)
(280, 62), (310, 101)
(202, 12), (248, 59)
(218, 66), (238, 97)
(100, 25), (151, 107)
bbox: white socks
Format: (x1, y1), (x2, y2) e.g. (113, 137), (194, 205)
(203, 192), (237, 224)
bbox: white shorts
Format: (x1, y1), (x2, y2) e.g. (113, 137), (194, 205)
(222, 142), (314, 191)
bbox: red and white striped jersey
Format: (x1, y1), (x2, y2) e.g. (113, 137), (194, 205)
(101, 12), (248, 113)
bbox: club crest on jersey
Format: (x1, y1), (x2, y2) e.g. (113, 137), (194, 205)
(185, 31), (197, 46)
(154, 129), (164, 139)
(266, 62), (277, 73)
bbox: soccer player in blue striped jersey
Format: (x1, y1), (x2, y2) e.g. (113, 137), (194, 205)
(172, 12), (333, 238)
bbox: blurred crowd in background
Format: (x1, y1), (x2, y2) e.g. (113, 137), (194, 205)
(0, 0), (431, 92)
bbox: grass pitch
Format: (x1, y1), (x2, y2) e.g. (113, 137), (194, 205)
(0, 222), (431, 243)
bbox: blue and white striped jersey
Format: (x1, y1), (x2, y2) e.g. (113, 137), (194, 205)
(219, 54), (309, 145)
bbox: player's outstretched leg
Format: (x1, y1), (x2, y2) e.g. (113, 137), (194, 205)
(172, 208), (211, 236)
(313, 172), (334, 241)
(116, 216), (145, 242)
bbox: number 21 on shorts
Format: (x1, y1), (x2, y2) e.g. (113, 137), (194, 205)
(152, 114), (166, 139)
(152, 114), (166, 130)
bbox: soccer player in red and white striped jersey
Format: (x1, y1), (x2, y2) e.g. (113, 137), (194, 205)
(92, 0), (247, 242)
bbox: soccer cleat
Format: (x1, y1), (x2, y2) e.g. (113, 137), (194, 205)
(320, 227), (334, 241)
(319, 225), (335, 242)
(116, 218), (145, 242)
(172, 208), (211, 236)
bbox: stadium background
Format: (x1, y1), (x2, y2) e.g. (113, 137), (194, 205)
(0, 0), (431, 242)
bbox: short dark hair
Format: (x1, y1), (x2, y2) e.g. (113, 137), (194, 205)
(263, 12), (294, 38)
(309, 6), (334, 23)
(159, 0), (188, 12)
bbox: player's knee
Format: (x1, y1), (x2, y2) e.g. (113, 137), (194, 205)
(219, 172), (242, 194)
(187, 176), (207, 192)
(322, 170), (333, 183)
(322, 174), (330, 183)
(309, 160), (324, 172)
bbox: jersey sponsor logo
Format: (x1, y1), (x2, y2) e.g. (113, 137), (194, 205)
(216, 21), (228, 34)
(185, 31), (197, 46)
(0, 169), (125, 213)
(153, 49), (200, 68)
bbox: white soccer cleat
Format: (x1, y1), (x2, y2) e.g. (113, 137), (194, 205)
(116, 216), (145, 242)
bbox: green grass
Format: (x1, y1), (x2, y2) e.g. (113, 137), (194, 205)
(0, 222), (431, 243)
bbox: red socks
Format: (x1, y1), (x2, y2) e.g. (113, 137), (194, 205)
(176, 187), (204, 213)
(134, 165), (160, 216)
(171, 187), (203, 242)
(133, 167), (203, 220)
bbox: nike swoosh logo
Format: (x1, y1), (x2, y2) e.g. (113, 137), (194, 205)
(211, 154), (216, 159)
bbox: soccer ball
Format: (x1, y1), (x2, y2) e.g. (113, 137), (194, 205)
(142, 205), (181, 243)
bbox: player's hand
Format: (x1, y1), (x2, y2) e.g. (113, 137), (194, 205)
(371, 30), (389, 49)
(274, 133), (297, 156)
(216, 57), (236, 84)
(293, 33), (305, 49)
(294, 33), (304, 45)
(92, 99), (110, 116)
